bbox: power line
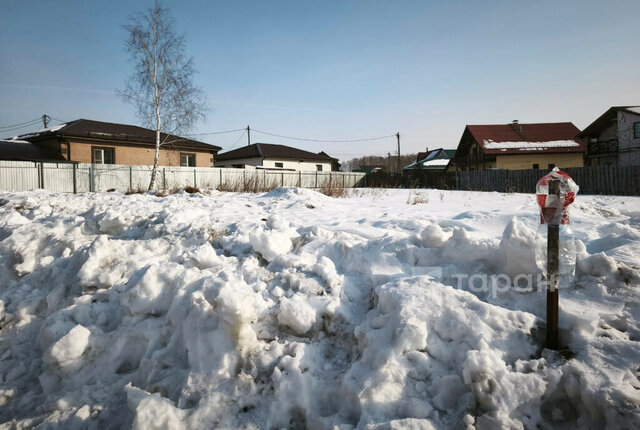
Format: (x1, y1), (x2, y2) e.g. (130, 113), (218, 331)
(224, 129), (248, 151)
(184, 127), (246, 136)
(251, 128), (397, 143)
(0, 118), (42, 130)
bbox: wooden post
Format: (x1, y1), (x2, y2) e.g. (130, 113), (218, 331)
(546, 178), (560, 350)
(162, 168), (166, 190)
(129, 166), (133, 190)
(281, 172), (284, 187)
(194, 168), (197, 187)
(299, 171), (301, 188)
(315, 171), (318, 188)
(396, 132), (401, 173)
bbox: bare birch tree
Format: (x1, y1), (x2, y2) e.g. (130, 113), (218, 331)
(119, 1), (206, 190)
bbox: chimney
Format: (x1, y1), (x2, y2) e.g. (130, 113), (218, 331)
(509, 120), (526, 139)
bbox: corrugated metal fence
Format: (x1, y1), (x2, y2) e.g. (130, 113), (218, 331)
(0, 161), (366, 193)
(456, 165), (640, 195)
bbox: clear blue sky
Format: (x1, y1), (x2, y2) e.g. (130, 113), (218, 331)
(1, 0), (639, 161)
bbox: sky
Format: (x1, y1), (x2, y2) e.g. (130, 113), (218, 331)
(1, 0), (639, 162)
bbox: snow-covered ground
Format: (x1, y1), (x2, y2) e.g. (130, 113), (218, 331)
(0, 187), (639, 429)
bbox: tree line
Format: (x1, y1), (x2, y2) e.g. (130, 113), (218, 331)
(341, 153), (419, 172)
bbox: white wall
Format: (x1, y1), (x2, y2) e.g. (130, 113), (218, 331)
(215, 157), (332, 172)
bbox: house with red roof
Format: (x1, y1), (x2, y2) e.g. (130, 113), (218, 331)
(446, 121), (585, 172)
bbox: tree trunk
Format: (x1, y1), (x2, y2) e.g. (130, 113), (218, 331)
(148, 20), (161, 191)
(148, 129), (161, 190)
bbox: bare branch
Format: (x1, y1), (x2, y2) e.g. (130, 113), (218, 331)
(118, 1), (208, 190)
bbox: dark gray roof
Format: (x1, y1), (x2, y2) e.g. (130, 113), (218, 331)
(0, 140), (67, 162)
(578, 106), (640, 137)
(217, 143), (337, 162)
(15, 119), (221, 152)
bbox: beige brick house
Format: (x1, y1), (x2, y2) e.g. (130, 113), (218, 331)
(15, 119), (221, 167)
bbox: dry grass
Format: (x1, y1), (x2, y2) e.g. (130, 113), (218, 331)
(184, 186), (201, 194)
(216, 176), (280, 193)
(125, 187), (145, 195)
(406, 190), (429, 205)
(317, 183), (349, 198)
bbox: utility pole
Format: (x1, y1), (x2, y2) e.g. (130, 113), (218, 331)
(42, 114), (49, 128)
(247, 125), (251, 146)
(387, 152), (391, 172)
(396, 132), (401, 173)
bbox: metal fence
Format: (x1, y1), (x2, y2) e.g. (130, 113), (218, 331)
(456, 165), (640, 195)
(0, 161), (366, 193)
(361, 165), (640, 196)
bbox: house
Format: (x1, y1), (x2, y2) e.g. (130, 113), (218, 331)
(447, 121), (585, 172)
(215, 143), (339, 172)
(403, 148), (456, 171)
(579, 106), (640, 167)
(9, 119), (221, 167)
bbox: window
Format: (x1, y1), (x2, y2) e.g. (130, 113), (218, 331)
(532, 163), (539, 170)
(92, 147), (115, 164)
(180, 153), (195, 167)
(275, 162), (284, 168)
(548, 163), (555, 169)
(316, 164), (323, 172)
(634, 122), (640, 139)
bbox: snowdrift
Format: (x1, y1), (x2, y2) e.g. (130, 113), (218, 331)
(0, 188), (638, 429)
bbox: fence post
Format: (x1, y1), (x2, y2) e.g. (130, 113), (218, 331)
(243, 170), (246, 189)
(315, 171), (318, 188)
(281, 172), (284, 187)
(73, 163), (77, 194)
(89, 164), (94, 192)
(40, 162), (45, 189)
(219, 168), (222, 187)
(129, 166), (133, 190)
(194, 168), (197, 187)
(162, 168), (166, 190)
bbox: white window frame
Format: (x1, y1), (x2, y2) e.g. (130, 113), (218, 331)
(180, 153), (196, 167)
(92, 147), (114, 164)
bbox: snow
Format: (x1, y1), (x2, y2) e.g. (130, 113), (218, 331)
(421, 159), (450, 167)
(0, 187), (639, 428)
(625, 106), (640, 115)
(13, 123), (66, 140)
(483, 139), (580, 150)
(0, 139), (31, 144)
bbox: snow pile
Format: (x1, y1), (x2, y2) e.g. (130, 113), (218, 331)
(0, 188), (638, 429)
